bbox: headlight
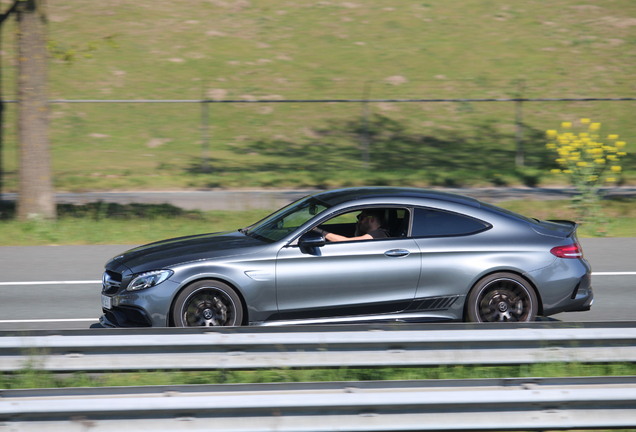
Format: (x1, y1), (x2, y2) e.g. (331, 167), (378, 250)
(127, 270), (174, 292)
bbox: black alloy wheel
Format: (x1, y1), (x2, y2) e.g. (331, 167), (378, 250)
(466, 272), (538, 322)
(172, 280), (243, 327)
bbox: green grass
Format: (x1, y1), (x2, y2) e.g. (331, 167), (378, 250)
(2, 362), (635, 390)
(0, 198), (633, 246)
(0, 202), (270, 246)
(0, 0), (634, 192)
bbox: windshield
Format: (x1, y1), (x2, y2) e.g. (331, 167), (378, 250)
(244, 196), (329, 242)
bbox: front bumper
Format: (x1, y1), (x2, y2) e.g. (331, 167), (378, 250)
(99, 306), (152, 328)
(101, 269), (180, 327)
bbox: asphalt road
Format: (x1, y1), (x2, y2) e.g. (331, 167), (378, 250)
(0, 238), (633, 330)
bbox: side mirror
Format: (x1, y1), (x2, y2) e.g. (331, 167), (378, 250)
(298, 231), (326, 249)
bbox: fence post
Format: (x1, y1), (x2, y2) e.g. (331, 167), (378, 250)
(515, 81), (526, 168)
(200, 100), (211, 173)
(0, 31), (3, 201)
(360, 83), (371, 168)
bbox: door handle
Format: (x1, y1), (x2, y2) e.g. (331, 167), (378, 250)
(384, 249), (410, 258)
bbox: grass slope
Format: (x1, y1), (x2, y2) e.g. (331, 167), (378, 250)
(0, 0), (634, 191)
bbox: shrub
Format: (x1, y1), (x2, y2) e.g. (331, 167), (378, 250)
(546, 119), (627, 233)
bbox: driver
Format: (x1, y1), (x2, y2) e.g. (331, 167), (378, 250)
(315, 209), (390, 242)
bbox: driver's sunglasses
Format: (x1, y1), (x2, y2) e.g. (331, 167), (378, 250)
(357, 214), (371, 221)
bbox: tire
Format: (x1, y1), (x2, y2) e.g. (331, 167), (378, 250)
(466, 272), (538, 322)
(172, 280), (243, 327)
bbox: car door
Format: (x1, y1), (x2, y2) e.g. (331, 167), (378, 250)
(275, 237), (421, 322)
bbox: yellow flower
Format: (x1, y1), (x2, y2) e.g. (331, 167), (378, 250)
(546, 120), (626, 189)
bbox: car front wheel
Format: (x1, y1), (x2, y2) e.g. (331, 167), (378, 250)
(466, 273), (538, 322)
(172, 280), (243, 327)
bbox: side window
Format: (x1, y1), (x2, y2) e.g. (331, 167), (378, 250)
(412, 208), (489, 237)
(322, 211), (357, 227)
(385, 208), (410, 238)
(315, 210), (360, 238)
(316, 207), (411, 239)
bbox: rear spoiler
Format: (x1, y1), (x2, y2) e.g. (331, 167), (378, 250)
(546, 219), (578, 236)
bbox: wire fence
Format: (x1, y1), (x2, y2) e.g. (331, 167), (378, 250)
(0, 95), (634, 190)
(62, 96), (636, 170)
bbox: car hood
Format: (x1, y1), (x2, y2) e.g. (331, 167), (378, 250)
(106, 231), (268, 274)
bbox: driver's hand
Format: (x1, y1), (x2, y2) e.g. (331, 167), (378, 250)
(312, 227), (328, 237)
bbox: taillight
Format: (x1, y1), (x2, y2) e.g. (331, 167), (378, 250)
(550, 243), (583, 258)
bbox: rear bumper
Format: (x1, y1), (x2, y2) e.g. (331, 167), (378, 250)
(561, 287), (594, 313)
(543, 272), (594, 315)
(568, 272), (594, 312)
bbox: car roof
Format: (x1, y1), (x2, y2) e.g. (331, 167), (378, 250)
(311, 187), (483, 208)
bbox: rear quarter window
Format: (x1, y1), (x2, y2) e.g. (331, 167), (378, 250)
(412, 208), (490, 237)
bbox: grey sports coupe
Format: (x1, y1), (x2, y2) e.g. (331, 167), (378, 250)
(99, 187), (592, 327)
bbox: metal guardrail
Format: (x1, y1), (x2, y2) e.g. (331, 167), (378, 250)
(2, 323), (636, 431)
(2, 322), (636, 372)
(2, 377), (636, 431)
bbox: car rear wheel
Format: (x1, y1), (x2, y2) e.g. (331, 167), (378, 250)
(466, 273), (538, 322)
(172, 280), (243, 327)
